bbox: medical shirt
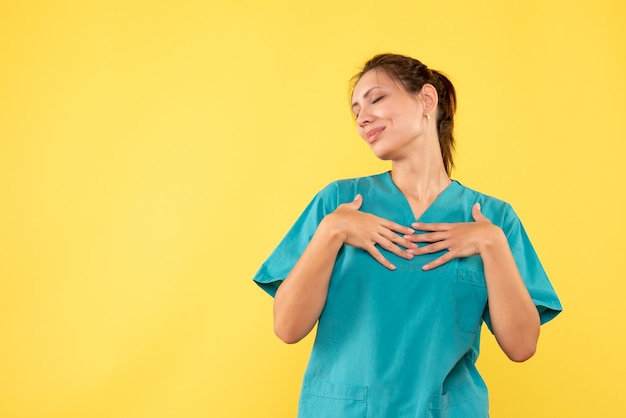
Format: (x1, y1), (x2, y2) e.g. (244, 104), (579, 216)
(253, 172), (562, 418)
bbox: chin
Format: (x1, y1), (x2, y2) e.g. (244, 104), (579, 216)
(374, 154), (393, 162)
(370, 145), (395, 161)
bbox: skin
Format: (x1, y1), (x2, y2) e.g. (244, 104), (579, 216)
(273, 69), (540, 362)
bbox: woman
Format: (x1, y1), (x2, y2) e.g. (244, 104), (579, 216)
(253, 53), (561, 417)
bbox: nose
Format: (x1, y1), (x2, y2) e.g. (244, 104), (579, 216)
(356, 107), (372, 127)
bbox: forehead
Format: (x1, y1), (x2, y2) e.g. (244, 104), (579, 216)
(352, 69), (401, 101)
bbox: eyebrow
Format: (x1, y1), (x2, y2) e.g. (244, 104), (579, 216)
(351, 86), (381, 110)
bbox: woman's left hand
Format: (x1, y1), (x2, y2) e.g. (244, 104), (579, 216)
(404, 203), (503, 270)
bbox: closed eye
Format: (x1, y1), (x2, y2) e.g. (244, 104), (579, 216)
(353, 95), (384, 120)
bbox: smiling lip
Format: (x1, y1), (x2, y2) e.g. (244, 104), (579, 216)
(365, 127), (385, 143)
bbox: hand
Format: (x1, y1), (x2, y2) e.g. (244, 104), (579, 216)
(405, 203), (504, 270)
(323, 194), (417, 270)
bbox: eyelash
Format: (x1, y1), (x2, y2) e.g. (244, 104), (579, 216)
(354, 95), (385, 120)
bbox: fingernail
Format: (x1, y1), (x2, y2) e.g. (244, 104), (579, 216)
(412, 222), (420, 228)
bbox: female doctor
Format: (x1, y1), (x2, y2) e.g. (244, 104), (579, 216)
(253, 53), (561, 417)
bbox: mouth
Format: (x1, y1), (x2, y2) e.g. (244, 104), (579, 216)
(365, 127), (385, 144)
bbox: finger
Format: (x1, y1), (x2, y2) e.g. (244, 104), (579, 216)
(411, 222), (451, 232)
(412, 241), (448, 255)
(378, 227), (418, 249)
(378, 218), (415, 235)
(422, 252), (454, 271)
(374, 233), (416, 259)
(365, 245), (397, 270)
(404, 231), (447, 243)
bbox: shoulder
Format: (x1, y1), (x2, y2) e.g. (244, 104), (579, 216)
(294, 173), (388, 218)
(317, 172), (389, 201)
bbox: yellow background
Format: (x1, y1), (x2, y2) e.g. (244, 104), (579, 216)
(1, 0), (624, 417)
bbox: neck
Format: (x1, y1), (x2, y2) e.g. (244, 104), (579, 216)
(390, 155), (450, 201)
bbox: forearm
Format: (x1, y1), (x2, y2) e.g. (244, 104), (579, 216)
(273, 217), (344, 344)
(481, 227), (540, 362)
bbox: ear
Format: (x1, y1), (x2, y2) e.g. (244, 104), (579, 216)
(420, 84), (438, 116)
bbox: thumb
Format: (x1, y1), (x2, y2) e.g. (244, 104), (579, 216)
(346, 193), (363, 210)
(472, 202), (492, 224)
(472, 202), (486, 222)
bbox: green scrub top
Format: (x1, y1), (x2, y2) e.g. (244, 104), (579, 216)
(253, 172), (562, 418)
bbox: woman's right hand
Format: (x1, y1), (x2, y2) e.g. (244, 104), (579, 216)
(322, 194), (417, 270)
(274, 193), (415, 343)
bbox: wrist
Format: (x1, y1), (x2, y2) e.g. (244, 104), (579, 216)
(317, 213), (348, 247)
(479, 225), (507, 254)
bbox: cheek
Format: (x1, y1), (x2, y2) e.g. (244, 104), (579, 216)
(356, 126), (366, 140)
(371, 107), (389, 119)
(397, 111), (421, 131)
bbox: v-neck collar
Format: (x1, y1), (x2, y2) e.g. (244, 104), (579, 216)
(382, 171), (458, 223)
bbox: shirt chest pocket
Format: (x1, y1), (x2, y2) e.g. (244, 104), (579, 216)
(453, 264), (488, 334)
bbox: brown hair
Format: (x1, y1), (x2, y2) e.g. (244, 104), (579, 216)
(351, 53), (457, 175)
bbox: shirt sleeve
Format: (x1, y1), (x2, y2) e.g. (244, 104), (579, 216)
(252, 183), (339, 297)
(483, 205), (562, 331)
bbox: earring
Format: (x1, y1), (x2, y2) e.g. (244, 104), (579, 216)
(426, 113), (431, 120)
